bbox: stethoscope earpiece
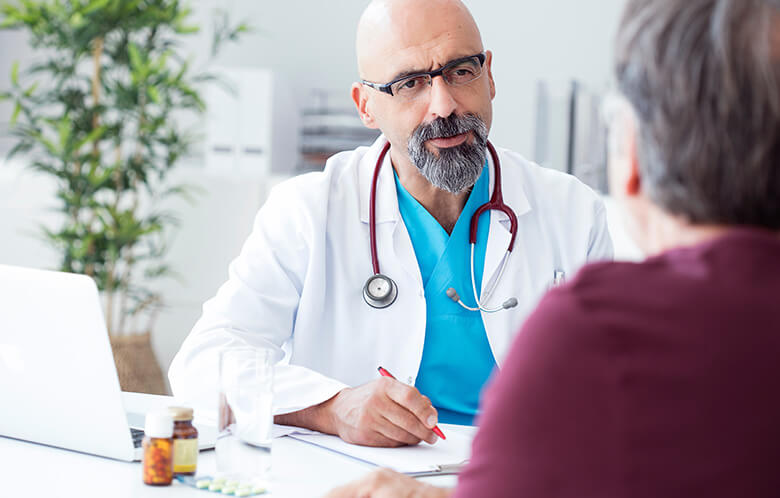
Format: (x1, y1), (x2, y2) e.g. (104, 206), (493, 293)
(446, 286), (517, 313)
(363, 274), (398, 309)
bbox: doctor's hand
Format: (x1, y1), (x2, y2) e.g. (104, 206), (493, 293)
(324, 378), (440, 447)
(325, 468), (452, 498)
(274, 377), (438, 447)
(274, 378), (440, 447)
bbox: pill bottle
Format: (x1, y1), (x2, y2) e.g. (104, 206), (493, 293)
(142, 412), (174, 486)
(168, 406), (199, 475)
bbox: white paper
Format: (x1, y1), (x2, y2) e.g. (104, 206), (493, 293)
(285, 424), (475, 474)
(271, 424), (320, 438)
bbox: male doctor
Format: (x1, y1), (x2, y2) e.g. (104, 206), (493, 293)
(169, 0), (612, 447)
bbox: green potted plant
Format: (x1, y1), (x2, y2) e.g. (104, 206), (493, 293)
(0, 0), (247, 393)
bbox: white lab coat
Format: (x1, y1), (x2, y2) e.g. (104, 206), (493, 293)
(169, 136), (613, 416)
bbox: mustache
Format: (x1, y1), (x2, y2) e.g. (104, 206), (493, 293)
(412, 113), (487, 142)
(406, 113), (488, 194)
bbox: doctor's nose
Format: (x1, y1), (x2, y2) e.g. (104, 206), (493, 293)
(427, 75), (458, 120)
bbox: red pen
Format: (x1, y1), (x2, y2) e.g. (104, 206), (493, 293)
(377, 366), (446, 440)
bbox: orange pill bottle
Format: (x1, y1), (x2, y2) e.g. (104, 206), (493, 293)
(142, 412), (174, 486)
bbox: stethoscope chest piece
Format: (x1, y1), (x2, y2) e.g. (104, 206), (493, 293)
(363, 274), (398, 309)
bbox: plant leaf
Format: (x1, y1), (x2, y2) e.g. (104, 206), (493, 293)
(74, 125), (106, 151)
(10, 60), (19, 86)
(0, 16), (19, 28)
(174, 24), (199, 34)
(23, 81), (37, 97)
(10, 102), (21, 126)
(147, 85), (160, 103)
(128, 42), (142, 71)
(82, 0), (110, 15)
(7, 140), (33, 159)
(57, 118), (72, 149)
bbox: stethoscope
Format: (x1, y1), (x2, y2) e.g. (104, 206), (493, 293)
(363, 140), (519, 313)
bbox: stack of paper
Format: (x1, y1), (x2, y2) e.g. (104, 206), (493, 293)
(281, 424), (476, 476)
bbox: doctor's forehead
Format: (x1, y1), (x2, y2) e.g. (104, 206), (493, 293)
(355, 0), (484, 81)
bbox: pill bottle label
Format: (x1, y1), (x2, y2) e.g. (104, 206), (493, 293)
(173, 438), (198, 474)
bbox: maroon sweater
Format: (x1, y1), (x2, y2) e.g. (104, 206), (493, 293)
(455, 229), (780, 498)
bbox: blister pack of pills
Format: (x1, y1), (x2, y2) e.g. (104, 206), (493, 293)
(176, 475), (267, 496)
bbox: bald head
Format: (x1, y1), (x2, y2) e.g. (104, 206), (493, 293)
(356, 0), (483, 80)
(350, 0), (495, 187)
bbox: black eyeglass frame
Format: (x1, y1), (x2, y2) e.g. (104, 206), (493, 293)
(361, 52), (487, 97)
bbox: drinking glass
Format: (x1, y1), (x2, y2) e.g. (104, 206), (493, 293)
(217, 347), (274, 485)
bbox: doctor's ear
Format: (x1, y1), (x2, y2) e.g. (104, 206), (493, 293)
(352, 83), (379, 129)
(485, 50), (496, 100)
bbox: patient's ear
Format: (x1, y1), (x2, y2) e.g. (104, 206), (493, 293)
(615, 111), (653, 255)
(351, 83), (378, 129)
(625, 130), (641, 197)
(607, 107), (642, 199)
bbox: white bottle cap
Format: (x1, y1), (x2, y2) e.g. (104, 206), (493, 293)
(144, 411), (173, 439)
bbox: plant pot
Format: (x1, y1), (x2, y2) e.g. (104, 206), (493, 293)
(110, 332), (168, 395)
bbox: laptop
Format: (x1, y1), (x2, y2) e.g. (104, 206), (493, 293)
(0, 264), (215, 461)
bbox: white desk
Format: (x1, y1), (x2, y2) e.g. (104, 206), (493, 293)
(0, 393), (464, 497)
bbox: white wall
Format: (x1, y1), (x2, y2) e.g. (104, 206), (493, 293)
(1, 0), (627, 154)
(186, 0), (627, 154)
(471, 0), (626, 153)
(0, 0), (631, 383)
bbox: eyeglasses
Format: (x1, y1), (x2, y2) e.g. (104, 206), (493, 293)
(361, 53), (486, 101)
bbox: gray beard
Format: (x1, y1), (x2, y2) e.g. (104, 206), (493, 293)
(407, 113), (489, 194)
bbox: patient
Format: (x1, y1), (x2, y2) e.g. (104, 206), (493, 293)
(327, 0), (780, 496)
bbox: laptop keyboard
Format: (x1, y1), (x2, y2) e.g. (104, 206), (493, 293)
(130, 427), (145, 448)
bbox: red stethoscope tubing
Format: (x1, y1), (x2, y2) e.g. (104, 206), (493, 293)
(471, 142), (519, 249)
(368, 140), (518, 276)
(369, 142), (391, 275)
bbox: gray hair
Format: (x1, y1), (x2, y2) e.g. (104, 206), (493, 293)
(407, 113), (488, 194)
(615, 0), (780, 228)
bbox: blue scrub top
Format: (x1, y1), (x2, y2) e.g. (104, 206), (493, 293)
(394, 165), (496, 426)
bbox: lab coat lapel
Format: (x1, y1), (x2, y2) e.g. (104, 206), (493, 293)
(358, 136), (397, 225)
(358, 136), (422, 287)
(392, 215), (424, 287)
(480, 147), (533, 368)
(482, 213), (513, 295)
(482, 148), (531, 295)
